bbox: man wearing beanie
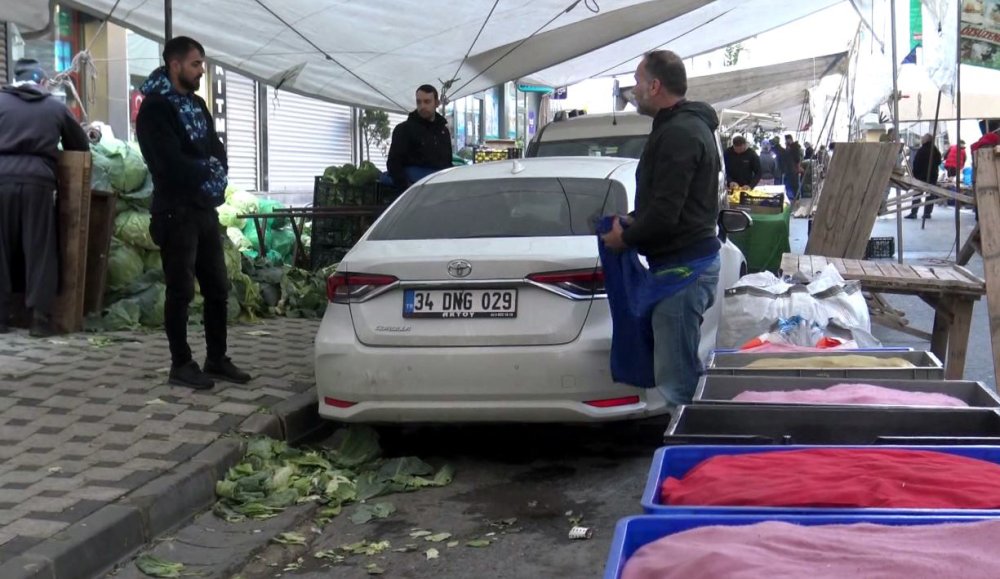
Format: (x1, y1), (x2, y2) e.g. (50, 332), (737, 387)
(0, 59), (90, 336)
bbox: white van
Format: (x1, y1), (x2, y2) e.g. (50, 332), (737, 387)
(525, 111), (729, 200)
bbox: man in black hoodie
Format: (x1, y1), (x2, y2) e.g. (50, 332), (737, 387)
(601, 50), (721, 408)
(0, 59), (89, 336)
(136, 36), (251, 390)
(386, 85), (452, 189)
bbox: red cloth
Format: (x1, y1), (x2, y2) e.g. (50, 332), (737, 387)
(661, 449), (1000, 509)
(971, 132), (999, 153)
(945, 144), (967, 169)
(621, 518), (1000, 579)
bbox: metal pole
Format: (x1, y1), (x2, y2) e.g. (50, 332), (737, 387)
(165, 0), (173, 41)
(954, 0), (962, 256)
(891, 0), (904, 264)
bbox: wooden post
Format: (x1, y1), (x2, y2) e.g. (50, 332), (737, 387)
(49, 151), (93, 333)
(974, 148), (1000, 387)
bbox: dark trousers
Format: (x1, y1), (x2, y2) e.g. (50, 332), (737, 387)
(150, 206), (230, 367)
(0, 182), (59, 318)
(909, 177), (936, 217)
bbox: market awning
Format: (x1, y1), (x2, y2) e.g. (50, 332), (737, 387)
(4, 0), (843, 111)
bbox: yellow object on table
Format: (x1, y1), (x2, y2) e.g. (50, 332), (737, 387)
(743, 355), (916, 369)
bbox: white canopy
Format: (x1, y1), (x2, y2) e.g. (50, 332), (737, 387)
(4, 0), (842, 111)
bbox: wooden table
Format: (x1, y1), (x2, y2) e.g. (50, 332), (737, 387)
(780, 253), (986, 380)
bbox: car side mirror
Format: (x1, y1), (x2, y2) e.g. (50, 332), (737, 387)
(719, 209), (752, 234)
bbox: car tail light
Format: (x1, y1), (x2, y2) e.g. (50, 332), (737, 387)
(527, 268), (605, 298)
(324, 397), (357, 408)
(584, 395), (640, 408)
(326, 272), (398, 303)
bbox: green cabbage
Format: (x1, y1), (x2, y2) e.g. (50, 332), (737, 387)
(114, 210), (158, 250)
(107, 243), (144, 290)
(217, 204), (244, 229)
(137, 282), (167, 327)
(226, 226), (252, 252)
(94, 137), (149, 193)
(228, 189), (259, 215)
(142, 250), (161, 273)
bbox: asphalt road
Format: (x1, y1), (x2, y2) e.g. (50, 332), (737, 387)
(109, 420), (668, 579)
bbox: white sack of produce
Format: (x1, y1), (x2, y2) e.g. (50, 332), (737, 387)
(718, 264), (871, 348)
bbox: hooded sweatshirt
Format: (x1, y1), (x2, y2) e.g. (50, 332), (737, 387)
(135, 67), (227, 213)
(622, 100), (721, 265)
(0, 82), (90, 187)
(386, 110), (453, 188)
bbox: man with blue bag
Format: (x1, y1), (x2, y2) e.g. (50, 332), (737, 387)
(600, 50), (721, 410)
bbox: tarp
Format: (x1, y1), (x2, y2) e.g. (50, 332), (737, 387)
(2, 0), (842, 111)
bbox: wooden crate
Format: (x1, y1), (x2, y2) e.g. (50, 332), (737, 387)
(84, 190), (117, 315)
(50, 151), (93, 333)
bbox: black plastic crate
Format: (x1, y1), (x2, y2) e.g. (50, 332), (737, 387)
(313, 177), (400, 207)
(310, 216), (372, 270)
(865, 236), (895, 259)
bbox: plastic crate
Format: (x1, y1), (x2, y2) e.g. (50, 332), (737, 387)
(705, 350), (944, 379)
(604, 514), (992, 579)
(693, 375), (998, 409)
(641, 445), (1000, 516)
(313, 176), (400, 207)
(663, 404), (1000, 446)
(865, 236), (895, 259)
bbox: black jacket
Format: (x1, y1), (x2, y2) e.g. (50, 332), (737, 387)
(0, 83), (89, 187)
(386, 111), (452, 188)
(135, 69), (227, 214)
(912, 141), (942, 184)
(622, 100), (721, 264)
(723, 146), (761, 188)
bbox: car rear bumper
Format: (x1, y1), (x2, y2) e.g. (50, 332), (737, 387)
(314, 305), (669, 423)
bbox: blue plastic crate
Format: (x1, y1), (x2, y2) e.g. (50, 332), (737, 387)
(605, 514), (993, 579)
(642, 445), (1000, 516)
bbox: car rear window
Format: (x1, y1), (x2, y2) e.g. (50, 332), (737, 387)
(367, 177), (628, 240)
(533, 136), (648, 159)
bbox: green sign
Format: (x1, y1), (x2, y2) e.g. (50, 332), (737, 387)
(909, 0), (922, 50)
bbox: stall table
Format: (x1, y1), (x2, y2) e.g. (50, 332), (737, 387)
(780, 253), (986, 380)
(729, 204), (791, 273)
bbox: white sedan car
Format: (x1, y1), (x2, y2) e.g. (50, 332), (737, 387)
(315, 157), (747, 423)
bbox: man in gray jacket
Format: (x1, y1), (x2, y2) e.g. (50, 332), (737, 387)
(0, 59), (89, 336)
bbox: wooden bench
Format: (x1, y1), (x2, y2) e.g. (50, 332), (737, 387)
(780, 253), (985, 380)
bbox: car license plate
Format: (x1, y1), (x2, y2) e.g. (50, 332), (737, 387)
(403, 289), (517, 319)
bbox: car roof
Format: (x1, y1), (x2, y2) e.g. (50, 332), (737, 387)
(537, 112), (652, 140)
(422, 156), (637, 184)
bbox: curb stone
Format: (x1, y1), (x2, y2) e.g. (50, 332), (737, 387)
(0, 388), (323, 579)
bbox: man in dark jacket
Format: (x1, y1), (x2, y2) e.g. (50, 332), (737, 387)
(907, 133), (943, 219)
(781, 134), (803, 201)
(0, 59), (89, 336)
(136, 36), (250, 390)
(386, 84), (452, 189)
(601, 49), (721, 408)
(723, 135), (761, 188)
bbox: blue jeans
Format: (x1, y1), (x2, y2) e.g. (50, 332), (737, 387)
(651, 257), (720, 406)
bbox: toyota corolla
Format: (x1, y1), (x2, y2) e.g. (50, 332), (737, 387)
(315, 157), (747, 423)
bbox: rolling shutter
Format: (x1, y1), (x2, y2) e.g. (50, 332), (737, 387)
(223, 71), (258, 190)
(265, 87), (353, 193)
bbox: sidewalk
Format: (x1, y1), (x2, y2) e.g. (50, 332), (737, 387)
(0, 317), (322, 577)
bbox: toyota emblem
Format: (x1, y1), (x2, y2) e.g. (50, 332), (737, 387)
(447, 260), (472, 278)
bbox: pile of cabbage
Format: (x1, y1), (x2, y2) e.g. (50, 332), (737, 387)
(92, 137), (328, 331)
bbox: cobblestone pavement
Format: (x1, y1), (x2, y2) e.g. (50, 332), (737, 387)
(0, 317), (320, 563)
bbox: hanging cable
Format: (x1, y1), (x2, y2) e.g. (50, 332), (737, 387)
(450, 0), (597, 97)
(252, 0), (406, 110)
(443, 0), (502, 102)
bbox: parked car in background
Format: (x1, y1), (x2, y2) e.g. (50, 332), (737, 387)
(315, 157), (749, 423)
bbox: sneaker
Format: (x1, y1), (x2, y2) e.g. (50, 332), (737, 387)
(169, 361), (215, 390)
(204, 356), (252, 384)
(904, 213), (918, 220)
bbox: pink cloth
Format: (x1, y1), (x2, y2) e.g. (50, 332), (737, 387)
(731, 383), (968, 407)
(621, 518), (1000, 579)
(736, 343), (857, 354)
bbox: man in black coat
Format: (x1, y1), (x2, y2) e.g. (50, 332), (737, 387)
(0, 59), (90, 336)
(600, 50), (722, 408)
(136, 36), (251, 389)
(723, 135), (761, 188)
(386, 85), (453, 189)
(907, 133), (943, 219)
